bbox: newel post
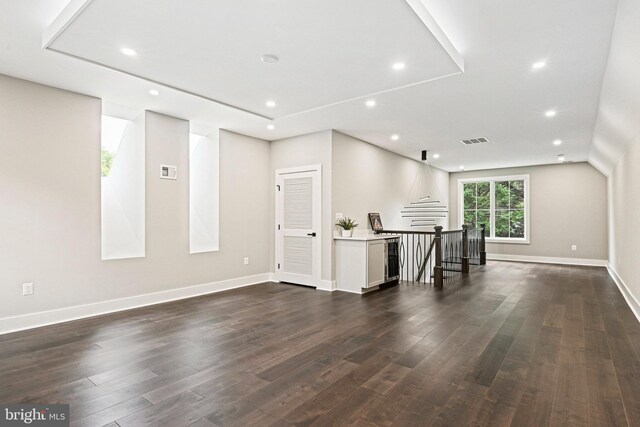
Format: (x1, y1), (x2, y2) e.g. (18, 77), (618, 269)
(480, 224), (487, 265)
(462, 224), (469, 274)
(434, 226), (443, 289)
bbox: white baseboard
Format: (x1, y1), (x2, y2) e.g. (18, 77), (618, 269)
(335, 288), (365, 295)
(607, 265), (640, 324)
(487, 253), (607, 267)
(268, 273), (335, 292)
(0, 273), (272, 335)
(317, 280), (337, 292)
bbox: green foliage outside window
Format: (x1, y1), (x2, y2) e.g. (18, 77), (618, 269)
(101, 149), (114, 177)
(463, 182), (491, 236)
(463, 179), (525, 239)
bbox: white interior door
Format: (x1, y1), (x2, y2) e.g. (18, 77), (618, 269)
(275, 165), (321, 287)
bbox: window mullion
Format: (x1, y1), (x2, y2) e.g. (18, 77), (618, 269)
(490, 181), (495, 238)
(508, 181), (511, 238)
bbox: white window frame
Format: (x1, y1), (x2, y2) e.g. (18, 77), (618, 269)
(457, 174), (530, 244)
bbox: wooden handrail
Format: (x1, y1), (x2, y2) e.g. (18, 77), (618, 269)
(377, 224), (486, 288)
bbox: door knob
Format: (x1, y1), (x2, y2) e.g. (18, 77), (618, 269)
(307, 232), (316, 237)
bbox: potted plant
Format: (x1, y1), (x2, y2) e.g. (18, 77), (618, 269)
(336, 217), (359, 237)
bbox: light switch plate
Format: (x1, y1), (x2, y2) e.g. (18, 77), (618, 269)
(22, 282), (34, 296)
(160, 164), (177, 180)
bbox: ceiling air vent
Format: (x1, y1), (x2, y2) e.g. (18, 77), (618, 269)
(460, 137), (489, 146)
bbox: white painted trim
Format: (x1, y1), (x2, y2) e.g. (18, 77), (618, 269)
(607, 265), (640, 324)
(275, 164), (323, 175)
(42, 0), (94, 48)
(0, 273), (272, 335)
(457, 174), (530, 243)
(487, 253), (607, 267)
(335, 288), (365, 295)
(269, 276), (335, 292)
(404, 0), (464, 72)
(486, 238), (530, 245)
(317, 280), (337, 292)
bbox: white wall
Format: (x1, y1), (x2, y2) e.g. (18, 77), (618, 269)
(270, 131), (333, 284)
(449, 162), (608, 262)
(609, 142), (640, 311)
(331, 131), (449, 234)
(589, 0), (640, 315)
(269, 130), (450, 284)
(331, 131), (449, 283)
(588, 0), (640, 175)
(0, 74), (270, 323)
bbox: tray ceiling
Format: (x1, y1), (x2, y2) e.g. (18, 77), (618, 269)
(44, 0), (463, 119)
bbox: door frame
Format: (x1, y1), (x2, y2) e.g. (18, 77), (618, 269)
(274, 164), (322, 287)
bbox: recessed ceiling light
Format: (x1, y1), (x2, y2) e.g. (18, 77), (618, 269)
(149, 89), (160, 96)
(459, 165), (465, 170)
(545, 110), (557, 117)
(265, 100), (276, 108)
(120, 47), (137, 56)
(553, 139), (563, 146)
(260, 54), (279, 64)
(532, 60), (546, 70)
(392, 62), (406, 70)
(433, 153), (440, 159)
(267, 124), (275, 130)
(391, 134), (400, 141)
(365, 99), (376, 108)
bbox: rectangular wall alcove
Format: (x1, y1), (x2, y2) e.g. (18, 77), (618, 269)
(101, 111), (145, 260)
(189, 131), (220, 253)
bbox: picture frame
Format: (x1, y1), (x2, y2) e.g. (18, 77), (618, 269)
(368, 213), (383, 232)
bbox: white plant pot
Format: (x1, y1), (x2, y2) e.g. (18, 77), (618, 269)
(341, 229), (353, 237)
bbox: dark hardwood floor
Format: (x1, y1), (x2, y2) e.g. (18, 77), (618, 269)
(1, 261), (639, 426)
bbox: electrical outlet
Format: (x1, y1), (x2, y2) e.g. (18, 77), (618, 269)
(22, 282), (34, 296)
(571, 245), (577, 251)
(244, 257), (249, 265)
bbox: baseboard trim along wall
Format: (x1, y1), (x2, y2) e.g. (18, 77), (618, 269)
(266, 274), (336, 292)
(487, 253), (608, 267)
(318, 280), (337, 292)
(0, 273), (272, 335)
(607, 265), (640, 324)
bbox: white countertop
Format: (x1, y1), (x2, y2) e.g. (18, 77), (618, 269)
(334, 234), (400, 241)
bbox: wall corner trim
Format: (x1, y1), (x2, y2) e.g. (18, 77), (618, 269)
(487, 253), (608, 267)
(0, 273), (273, 335)
(607, 265), (640, 324)
(317, 280), (337, 292)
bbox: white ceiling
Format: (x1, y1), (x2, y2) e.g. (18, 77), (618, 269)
(46, 0), (462, 119)
(0, 0), (621, 172)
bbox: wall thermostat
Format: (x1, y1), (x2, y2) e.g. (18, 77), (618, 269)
(160, 164), (177, 180)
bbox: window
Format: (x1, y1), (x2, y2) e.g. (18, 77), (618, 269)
(459, 175), (529, 243)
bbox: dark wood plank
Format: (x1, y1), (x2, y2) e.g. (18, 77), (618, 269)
(0, 263), (637, 427)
